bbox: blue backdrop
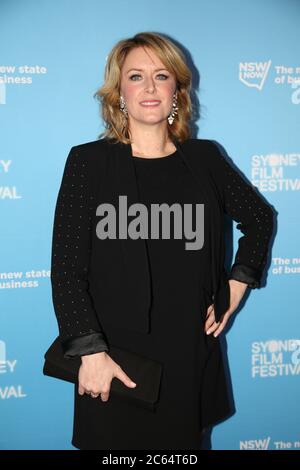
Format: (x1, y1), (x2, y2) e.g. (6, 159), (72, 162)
(0, 0), (299, 450)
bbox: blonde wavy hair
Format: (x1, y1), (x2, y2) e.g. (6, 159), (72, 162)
(93, 32), (193, 144)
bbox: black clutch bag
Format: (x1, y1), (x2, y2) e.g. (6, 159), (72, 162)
(43, 336), (163, 412)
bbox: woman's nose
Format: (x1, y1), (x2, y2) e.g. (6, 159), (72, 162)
(144, 77), (156, 92)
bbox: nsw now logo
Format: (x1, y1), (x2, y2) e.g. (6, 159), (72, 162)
(240, 437), (271, 450)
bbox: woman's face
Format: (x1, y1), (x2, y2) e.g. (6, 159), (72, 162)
(120, 46), (177, 128)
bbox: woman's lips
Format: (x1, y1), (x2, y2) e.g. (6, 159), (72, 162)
(140, 100), (161, 107)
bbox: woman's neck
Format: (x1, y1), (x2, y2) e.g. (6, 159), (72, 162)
(129, 125), (175, 157)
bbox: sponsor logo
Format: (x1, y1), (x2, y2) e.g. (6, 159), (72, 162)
(251, 339), (300, 378)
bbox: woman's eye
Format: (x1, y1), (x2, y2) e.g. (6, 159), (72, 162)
(129, 74), (169, 81)
(129, 74), (141, 80)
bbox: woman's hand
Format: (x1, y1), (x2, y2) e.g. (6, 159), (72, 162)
(204, 279), (248, 337)
(78, 351), (136, 401)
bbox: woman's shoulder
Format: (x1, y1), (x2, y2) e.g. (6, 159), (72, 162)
(181, 137), (226, 168)
(70, 137), (109, 155)
(66, 138), (111, 172)
(182, 137), (222, 153)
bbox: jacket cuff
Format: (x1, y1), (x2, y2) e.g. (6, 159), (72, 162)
(228, 263), (261, 288)
(61, 331), (109, 359)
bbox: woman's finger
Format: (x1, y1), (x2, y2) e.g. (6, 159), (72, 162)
(212, 311), (231, 337)
(204, 304), (216, 331)
(206, 304), (214, 318)
(212, 322), (225, 337)
(205, 315), (216, 331)
(206, 321), (220, 335)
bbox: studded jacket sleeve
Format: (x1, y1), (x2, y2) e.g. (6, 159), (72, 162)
(50, 146), (110, 359)
(208, 140), (276, 288)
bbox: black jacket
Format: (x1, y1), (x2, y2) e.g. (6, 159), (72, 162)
(50, 137), (276, 359)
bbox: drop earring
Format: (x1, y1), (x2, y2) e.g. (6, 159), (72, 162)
(119, 95), (128, 117)
(167, 92), (178, 125)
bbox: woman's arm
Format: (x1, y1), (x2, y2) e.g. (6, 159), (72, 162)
(203, 140), (276, 337)
(208, 140), (276, 288)
(50, 146), (109, 359)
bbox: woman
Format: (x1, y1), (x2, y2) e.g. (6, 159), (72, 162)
(50, 32), (275, 450)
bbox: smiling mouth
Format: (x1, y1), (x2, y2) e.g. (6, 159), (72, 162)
(140, 100), (161, 106)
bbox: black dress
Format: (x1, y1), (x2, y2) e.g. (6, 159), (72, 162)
(71, 149), (231, 450)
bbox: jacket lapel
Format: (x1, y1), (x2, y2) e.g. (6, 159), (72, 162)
(110, 140), (152, 333)
(174, 139), (230, 322)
